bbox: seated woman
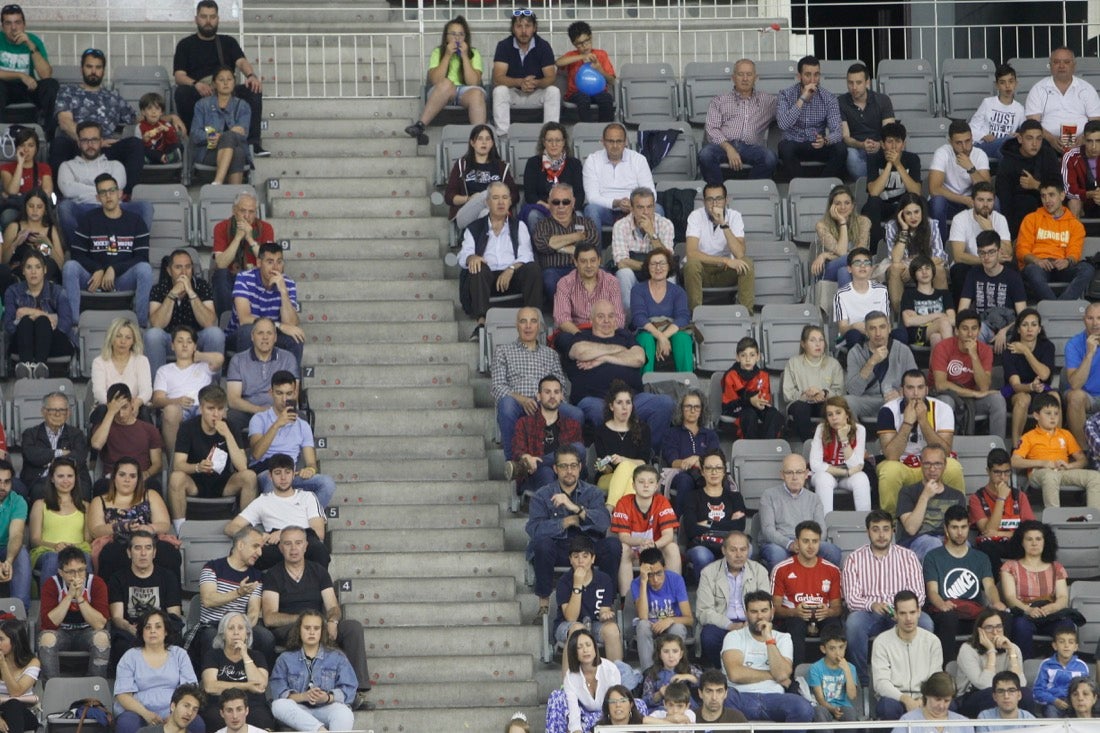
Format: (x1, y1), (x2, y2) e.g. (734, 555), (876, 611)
(681, 449), (745, 582)
(444, 124), (519, 232)
(3, 250), (74, 380)
(0, 127), (53, 212)
(2, 187), (61, 286)
(0, 619), (40, 733)
(545, 629), (633, 733)
(521, 122), (584, 232)
(594, 381), (650, 510)
(190, 66), (251, 185)
(114, 609), (202, 733)
(880, 192), (948, 314)
(1002, 307), (1056, 446)
(892, 672), (974, 733)
(781, 324), (844, 443)
(270, 610), (357, 733)
(90, 316), (152, 414)
(200, 612), (275, 731)
(593, 684), (650, 728)
(954, 608), (1029, 718)
(631, 249), (692, 374)
(809, 396), (872, 513)
(1067, 677), (1100, 719)
(404, 16), (487, 143)
(1000, 520), (1072, 659)
(29, 456), (90, 583)
(900, 254), (955, 348)
(660, 389), (721, 516)
(810, 185), (870, 287)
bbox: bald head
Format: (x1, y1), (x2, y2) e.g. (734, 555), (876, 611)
(591, 299), (618, 337)
(781, 453), (808, 493)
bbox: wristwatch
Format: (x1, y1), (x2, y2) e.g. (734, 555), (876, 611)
(572, 587), (583, 595)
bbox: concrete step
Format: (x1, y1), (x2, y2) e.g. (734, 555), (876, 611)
(302, 321), (456, 344)
(298, 278), (454, 301)
(257, 136), (419, 157)
(334, 551), (528, 581)
(333, 527), (504, 553)
(327, 502), (499, 530)
(349, 600), (521, 627)
(362, 623), (539, 655)
(293, 257), (442, 281)
(357, 708), (546, 733)
(306, 363), (469, 388)
(306, 343), (477, 370)
(307, 385), (473, 410)
(329, 480), (503, 507)
(267, 196), (431, 219)
(266, 216), (447, 241)
(320, 434), (486, 460)
(323, 457), (489, 484)
(296, 299), (453, 323)
(365, 680), (540, 710)
(265, 176), (429, 198)
(254, 155), (434, 181)
(314, 407), (492, 436)
(263, 98), (419, 119)
(287, 237), (444, 260)
(363, 653), (534, 685)
(335, 575), (516, 604)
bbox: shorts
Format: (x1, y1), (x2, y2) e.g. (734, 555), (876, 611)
(433, 83), (486, 105)
(192, 471), (231, 498)
(555, 620), (588, 644)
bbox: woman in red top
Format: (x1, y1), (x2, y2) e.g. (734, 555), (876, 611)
(1000, 520), (1071, 658)
(0, 128), (52, 205)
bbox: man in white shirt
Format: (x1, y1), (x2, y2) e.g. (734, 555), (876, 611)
(682, 182), (755, 311)
(582, 122), (658, 229)
(215, 688), (266, 733)
(609, 187), (673, 312)
(929, 119), (991, 242)
(1025, 47), (1100, 154)
(946, 182), (1013, 299)
(969, 63), (1026, 161)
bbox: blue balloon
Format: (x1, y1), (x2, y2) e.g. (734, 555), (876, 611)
(575, 63), (606, 95)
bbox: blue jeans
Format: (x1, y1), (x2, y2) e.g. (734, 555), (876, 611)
(577, 391), (675, 452)
(541, 265), (574, 304)
(975, 136), (1011, 160)
(759, 540), (842, 571)
(823, 255), (853, 286)
(686, 544), (720, 584)
(62, 259), (154, 328)
(846, 146), (869, 179)
(529, 533), (621, 598)
(116, 711), (203, 733)
(496, 397), (585, 461)
(846, 609), (935, 683)
(0, 547), (30, 614)
(929, 195), (967, 245)
(57, 200), (154, 259)
(700, 623), (730, 670)
(271, 699), (353, 733)
(725, 688), (813, 723)
(697, 141), (779, 183)
(1021, 261), (1096, 301)
(876, 697), (907, 720)
(144, 326), (226, 377)
(258, 470), (336, 507)
(900, 532), (947, 562)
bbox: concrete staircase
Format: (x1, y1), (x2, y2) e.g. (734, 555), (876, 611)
(259, 98), (554, 732)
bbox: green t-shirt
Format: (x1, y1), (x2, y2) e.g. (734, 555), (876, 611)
(0, 491), (27, 547)
(428, 46), (483, 87)
(0, 32), (47, 77)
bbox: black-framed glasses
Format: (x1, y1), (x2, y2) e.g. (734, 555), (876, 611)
(82, 47), (105, 60)
(512, 8), (534, 16)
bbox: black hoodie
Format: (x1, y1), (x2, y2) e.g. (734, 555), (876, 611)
(995, 136), (1063, 235)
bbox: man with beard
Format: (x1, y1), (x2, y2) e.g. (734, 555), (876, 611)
(173, 1), (266, 156)
(946, 182), (1012, 299)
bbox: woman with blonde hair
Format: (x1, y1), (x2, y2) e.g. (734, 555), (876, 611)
(90, 316), (151, 411)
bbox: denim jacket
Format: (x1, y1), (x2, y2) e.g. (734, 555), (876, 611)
(2, 281), (73, 342)
(271, 646), (357, 704)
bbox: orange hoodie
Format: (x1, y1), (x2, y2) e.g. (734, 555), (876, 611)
(1016, 205), (1085, 267)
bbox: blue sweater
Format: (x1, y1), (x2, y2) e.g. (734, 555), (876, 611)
(630, 281), (690, 331)
(1033, 654), (1089, 704)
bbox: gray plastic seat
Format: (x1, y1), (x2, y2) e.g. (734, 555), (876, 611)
(618, 63), (681, 124)
(682, 61), (736, 125)
(692, 304), (756, 372)
(902, 117), (951, 172)
(788, 176), (844, 245)
(941, 58), (995, 120)
(877, 58), (937, 117)
(760, 303), (823, 371)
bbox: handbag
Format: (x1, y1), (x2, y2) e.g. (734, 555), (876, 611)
(59, 698), (112, 733)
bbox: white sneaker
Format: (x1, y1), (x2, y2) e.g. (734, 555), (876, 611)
(13, 362), (30, 380)
(32, 362), (48, 379)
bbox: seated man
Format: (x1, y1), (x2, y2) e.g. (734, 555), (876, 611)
(957, 230), (1027, 350)
(682, 183), (755, 312)
(834, 249), (893, 349)
(225, 452), (329, 570)
(1065, 302), (1100, 447)
(977, 671), (1036, 731)
(969, 448), (1036, 575)
(227, 242), (304, 366)
(532, 183), (600, 299)
(0, 4), (59, 135)
(107, 530), (184, 664)
(722, 589), (814, 723)
(582, 123), (657, 229)
(1025, 47), (1100, 154)
(696, 531), (769, 671)
(610, 186), (673, 312)
(843, 310), (917, 422)
(696, 59), (778, 183)
(508, 375), (583, 497)
(757, 454), (841, 570)
(870, 590), (944, 719)
(38, 545), (110, 680)
(1013, 392), (1100, 508)
(930, 309), (1007, 437)
(458, 181), (542, 341)
(248, 371), (335, 507)
(20, 391), (91, 501)
(211, 191), (274, 316)
(946, 182), (1013, 300)
(136, 684), (204, 733)
(876, 369), (964, 516)
(151, 325), (223, 471)
(551, 242), (624, 357)
(996, 119), (1063, 237)
(225, 317), (298, 439)
(553, 535), (622, 663)
(215, 685), (267, 733)
(770, 520), (842, 668)
(896, 445), (967, 560)
(146, 249), (224, 378)
(89, 383), (163, 493)
(632, 546), (692, 669)
(168, 384), (258, 524)
(1017, 178), (1093, 302)
(1062, 120), (1100, 219)
(838, 62), (896, 180)
(863, 121), (922, 245)
(928, 120), (992, 242)
(62, 173), (154, 329)
(776, 55), (846, 179)
(490, 8), (558, 138)
(261, 525), (373, 710)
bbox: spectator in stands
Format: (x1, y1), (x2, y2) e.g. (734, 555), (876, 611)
(525, 445), (620, 623)
(555, 22), (616, 123)
(1034, 625), (1089, 718)
(1, 128), (53, 216)
(593, 382), (650, 510)
(696, 531), (767, 669)
(809, 395), (872, 513)
(20, 392), (91, 501)
(1000, 520), (1072, 659)
(722, 589), (814, 724)
(0, 5), (58, 137)
(661, 392), (722, 514)
(776, 55), (845, 180)
(770, 520), (842, 667)
(631, 546), (691, 675)
(523, 126), (586, 235)
(697, 59), (778, 183)
(682, 182), (755, 310)
(146, 250), (222, 378)
(694, 670), (749, 726)
(270, 609), (361, 727)
(929, 119), (992, 242)
(228, 242), (304, 366)
(870, 590), (943, 719)
(3, 188), (62, 287)
(553, 535), (622, 662)
(720, 336), (783, 439)
(63, 174), (154, 329)
(808, 625), (861, 724)
(562, 299), (675, 449)
(261, 527), (373, 710)
(842, 510), (934, 684)
(107, 530), (185, 665)
(445, 125), (518, 232)
(38, 544), (109, 680)
(199, 612), (275, 731)
(834, 249), (893, 349)
(811, 184), (870, 289)
(490, 8), (558, 138)
(114, 609), (200, 733)
(997, 119), (1063, 237)
(0, 459), (29, 613)
(947, 182), (1013, 300)
(545, 629), (628, 733)
(552, 243), (625, 360)
(458, 181), (542, 341)
(923, 504), (1006, 661)
(970, 63), (1026, 161)
(882, 192), (948, 313)
(630, 249), (691, 373)
(4, 249), (73, 380)
(610, 187), (672, 311)
(930, 309), (1007, 437)
(1025, 47), (1100, 154)
(844, 310), (918, 422)
(1066, 301), (1100, 447)
(957, 231), (1027, 352)
(757, 454), (841, 570)
(508, 374), (583, 499)
(893, 672), (970, 732)
(90, 383), (163, 492)
(404, 16), (486, 144)
(214, 688), (264, 733)
(783, 325), (844, 443)
(641, 638), (700, 716)
(863, 121), (922, 245)
(977, 671), (1034, 731)
(681, 449), (746, 582)
(1017, 178), (1093, 301)
(582, 123), (657, 229)
(1062, 119), (1100, 219)
(173, 0), (265, 156)
(900, 255), (955, 349)
(28, 457), (89, 582)
(839, 62), (896, 179)
(1013, 392), (1100, 507)
(211, 192), (270, 317)
(190, 66), (251, 185)
(1066, 677), (1100, 719)
(140, 684), (204, 733)
(970, 448), (1035, 575)
(137, 92), (183, 166)
(225, 317), (297, 438)
(1003, 308), (1056, 445)
(151, 326), (221, 464)
(86, 455), (180, 584)
(535, 185), (599, 303)
(611, 464), (678, 596)
(957, 612), (1028, 719)
(0, 619), (40, 733)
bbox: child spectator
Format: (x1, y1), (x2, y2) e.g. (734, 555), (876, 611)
(808, 624), (861, 723)
(555, 22), (616, 123)
(611, 464), (679, 598)
(834, 247), (893, 349)
(138, 92), (182, 164)
(1033, 624), (1090, 718)
(1011, 393), (1100, 508)
(969, 64), (1026, 160)
(721, 336), (783, 439)
(641, 634), (701, 712)
(900, 254), (955, 348)
(645, 680), (695, 728)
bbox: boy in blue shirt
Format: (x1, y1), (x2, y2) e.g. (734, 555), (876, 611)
(1034, 624), (1090, 717)
(808, 624), (861, 722)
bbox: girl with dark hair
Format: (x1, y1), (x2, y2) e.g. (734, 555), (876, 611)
(882, 192), (947, 312)
(3, 249), (73, 378)
(444, 124), (519, 230)
(594, 381), (650, 510)
(270, 610), (356, 733)
(405, 16), (487, 142)
(28, 456), (90, 582)
(0, 127), (52, 206)
(2, 187), (61, 283)
(0, 619), (40, 733)
(954, 608), (1028, 717)
(1002, 307), (1056, 444)
(641, 634), (701, 711)
(1000, 520), (1073, 657)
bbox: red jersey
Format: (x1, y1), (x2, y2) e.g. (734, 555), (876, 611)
(771, 555), (841, 609)
(721, 366), (772, 410)
(968, 485), (1035, 543)
(611, 493), (678, 540)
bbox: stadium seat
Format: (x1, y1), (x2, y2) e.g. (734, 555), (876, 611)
(49, 65), (83, 86)
(179, 519), (233, 592)
(571, 121), (609, 161)
(825, 509), (870, 563)
(759, 303), (823, 371)
(198, 184), (261, 249)
(1078, 57), (1100, 98)
(481, 307), (523, 375)
(114, 65), (172, 111)
(638, 120), (697, 180)
(1035, 299), (1088, 369)
(8, 379), (79, 448)
(1041, 507), (1100, 580)
(1006, 58), (1050, 106)
(682, 61), (735, 125)
(788, 176), (843, 246)
(1070, 580), (1100, 650)
(902, 117), (951, 172)
(133, 183), (194, 258)
(951, 434), (1006, 495)
(753, 60), (796, 96)
(76, 310), (138, 379)
(43, 677), (113, 733)
(941, 58), (995, 120)
(729, 438), (790, 511)
(504, 122), (544, 187)
(617, 63), (681, 125)
(877, 59), (937, 117)
(435, 123), (476, 187)
(720, 179), (784, 242)
(750, 243), (804, 306)
(818, 59), (861, 96)
(692, 304), (755, 372)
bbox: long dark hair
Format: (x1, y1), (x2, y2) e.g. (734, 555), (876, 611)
(462, 124), (502, 168)
(11, 127), (40, 190)
(966, 608), (1006, 651)
(565, 628), (603, 674)
(602, 380), (646, 445)
(436, 16), (475, 60)
(644, 634), (692, 680)
(20, 187), (53, 228)
(894, 192), (934, 259)
(1010, 307), (1050, 344)
(596, 684), (643, 725)
(44, 456), (84, 513)
(0, 619), (33, 669)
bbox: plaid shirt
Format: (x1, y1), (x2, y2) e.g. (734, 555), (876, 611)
(490, 339), (570, 402)
(553, 269), (625, 329)
(776, 83), (843, 145)
(532, 212), (601, 270)
(611, 214), (674, 267)
(704, 89), (777, 148)
(512, 411), (584, 461)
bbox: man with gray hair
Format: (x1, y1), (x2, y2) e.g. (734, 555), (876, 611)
(844, 310), (917, 421)
(20, 391), (90, 501)
(697, 59), (778, 183)
(582, 122), (658, 228)
(531, 182), (600, 299)
(211, 190), (273, 316)
(610, 186), (674, 312)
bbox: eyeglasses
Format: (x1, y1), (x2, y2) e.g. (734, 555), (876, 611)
(573, 36), (592, 47)
(607, 698), (631, 704)
(990, 469), (1012, 476)
(704, 196), (727, 203)
(60, 567), (86, 575)
(512, 8), (534, 16)
(923, 461), (946, 468)
(549, 199), (572, 206)
(849, 259), (872, 266)
(650, 260), (668, 268)
(82, 47), (105, 60)
(555, 462), (581, 470)
(782, 469), (807, 475)
(981, 624), (1004, 631)
(96, 187), (119, 196)
(78, 137), (101, 144)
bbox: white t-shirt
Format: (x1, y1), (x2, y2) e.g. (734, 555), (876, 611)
(721, 627), (793, 694)
(930, 144), (990, 196)
(237, 489), (323, 532)
(1025, 76), (1100, 138)
(947, 209), (1011, 255)
(216, 726), (267, 733)
(834, 281), (891, 325)
(685, 207), (745, 257)
(969, 96), (1026, 140)
(153, 361), (215, 402)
